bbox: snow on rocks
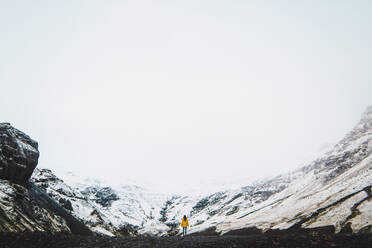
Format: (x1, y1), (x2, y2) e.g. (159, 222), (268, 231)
(14, 106), (372, 236)
(0, 179), (71, 233)
(160, 106), (372, 235)
(32, 168), (172, 236)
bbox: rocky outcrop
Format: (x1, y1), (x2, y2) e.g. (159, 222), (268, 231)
(31, 168), (168, 236)
(32, 168), (119, 236)
(0, 124), (92, 235)
(0, 179), (70, 233)
(0, 123), (39, 185)
(81, 186), (119, 207)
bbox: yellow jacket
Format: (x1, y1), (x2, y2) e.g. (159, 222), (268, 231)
(181, 218), (189, 227)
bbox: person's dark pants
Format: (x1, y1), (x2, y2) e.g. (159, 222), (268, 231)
(182, 227), (187, 236)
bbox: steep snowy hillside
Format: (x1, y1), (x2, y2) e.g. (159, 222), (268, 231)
(32, 169), (172, 236)
(168, 106), (372, 234)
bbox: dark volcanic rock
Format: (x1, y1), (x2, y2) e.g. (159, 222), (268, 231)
(0, 123), (39, 184)
(224, 227), (262, 236)
(0, 232), (371, 248)
(190, 227), (219, 236)
(59, 198), (73, 211)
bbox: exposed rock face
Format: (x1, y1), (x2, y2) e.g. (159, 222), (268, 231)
(32, 168), (119, 236)
(31, 168), (167, 236)
(0, 124), (91, 235)
(0, 179), (70, 233)
(0, 123), (39, 184)
(81, 186), (120, 207)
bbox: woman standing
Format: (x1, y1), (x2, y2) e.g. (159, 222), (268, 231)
(181, 215), (189, 236)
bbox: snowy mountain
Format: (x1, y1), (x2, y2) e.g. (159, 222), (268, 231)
(167, 106), (372, 234)
(1, 106), (371, 236)
(180, 106), (372, 234)
(29, 106), (372, 236)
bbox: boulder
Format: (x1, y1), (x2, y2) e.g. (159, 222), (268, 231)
(0, 123), (39, 184)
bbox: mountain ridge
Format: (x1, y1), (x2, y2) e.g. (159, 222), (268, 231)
(0, 106), (371, 237)
(29, 106), (372, 236)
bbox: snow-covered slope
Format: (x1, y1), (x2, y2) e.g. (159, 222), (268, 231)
(32, 169), (172, 236)
(31, 106), (372, 236)
(0, 179), (70, 233)
(167, 106), (372, 234)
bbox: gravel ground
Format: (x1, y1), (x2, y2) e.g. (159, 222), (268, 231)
(0, 232), (371, 248)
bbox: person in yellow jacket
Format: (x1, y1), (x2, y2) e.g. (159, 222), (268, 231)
(181, 215), (189, 236)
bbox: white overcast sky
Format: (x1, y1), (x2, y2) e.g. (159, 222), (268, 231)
(1, 1), (371, 193)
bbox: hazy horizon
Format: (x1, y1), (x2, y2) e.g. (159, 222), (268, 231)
(38, 105), (370, 194)
(1, 1), (371, 193)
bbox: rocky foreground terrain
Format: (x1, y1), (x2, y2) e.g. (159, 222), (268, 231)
(0, 231), (371, 248)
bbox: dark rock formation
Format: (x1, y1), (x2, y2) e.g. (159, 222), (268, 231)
(190, 227), (218, 236)
(81, 186), (119, 207)
(223, 227), (262, 236)
(0, 124), (92, 235)
(116, 224), (139, 236)
(0, 180), (71, 233)
(59, 198), (73, 211)
(0, 123), (39, 185)
(29, 182), (92, 235)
